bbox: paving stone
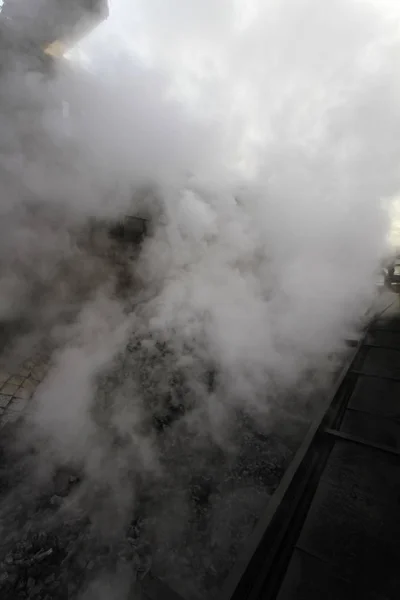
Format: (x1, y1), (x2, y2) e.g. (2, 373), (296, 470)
(297, 443), (400, 599)
(19, 368), (31, 377)
(0, 382), (19, 397)
(23, 361), (36, 371)
(20, 378), (38, 393)
(8, 398), (28, 413)
(14, 386), (33, 401)
(348, 376), (400, 419)
(321, 439), (400, 503)
(0, 346), (51, 430)
(1, 411), (21, 426)
(0, 372), (10, 385)
(276, 549), (381, 600)
(367, 330), (400, 350)
(360, 347), (400, 379)
(31, 365), (49, 381)
(0, 394), (12, 409)
(341, 410), (400, 450)
(7, 375), (25, 387)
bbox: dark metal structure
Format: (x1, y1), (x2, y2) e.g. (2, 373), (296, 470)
(383, 256), (400, 292)
(0, 0), (108, 52)
(0, 0), (108, 77)
(0, 0), (149, 244)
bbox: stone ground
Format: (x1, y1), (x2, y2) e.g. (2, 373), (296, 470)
(0, 348), (51, 429)
(0, 290), (384, 600)
(0, 335), (303, 600)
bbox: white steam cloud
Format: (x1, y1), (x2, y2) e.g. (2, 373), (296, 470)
(0, 0), (400, 597)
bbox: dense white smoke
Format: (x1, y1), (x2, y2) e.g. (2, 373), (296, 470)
(64, 0), (398, 400)
(1, 0), (400, 597)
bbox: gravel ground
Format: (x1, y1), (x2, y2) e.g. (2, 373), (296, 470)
(0, 326), (320, 600)
(0, 226), (343, 600)
(0, 424), (297, 600)
(0, 425), (151, 600)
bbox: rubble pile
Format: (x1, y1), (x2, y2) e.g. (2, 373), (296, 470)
(0, 455), (152, 599)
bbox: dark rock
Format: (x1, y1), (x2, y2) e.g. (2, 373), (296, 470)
(53, 471), (71, 497)
(77, 554), (90, 570)
(49, 495), (63, 507)
(31, 585), (42, 597)
(0, 571), (9, 583)
(7, 571), (18, 585)
(27, 577), (36, 591)
(67, 581), (78, 595)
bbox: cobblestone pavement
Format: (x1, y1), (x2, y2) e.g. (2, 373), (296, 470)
(0, 350), (51, 428)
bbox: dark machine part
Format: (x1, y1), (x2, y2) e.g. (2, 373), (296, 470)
(0, 0), (150, 246)
(0, 0), (109, 53)
(0, 1), (108, 76)
(383, 257), (400, 292)
(109, 216), (148, 244)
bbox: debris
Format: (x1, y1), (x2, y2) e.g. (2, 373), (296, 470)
(27, 577), (36, 590)
(49, 495), (63, 507)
